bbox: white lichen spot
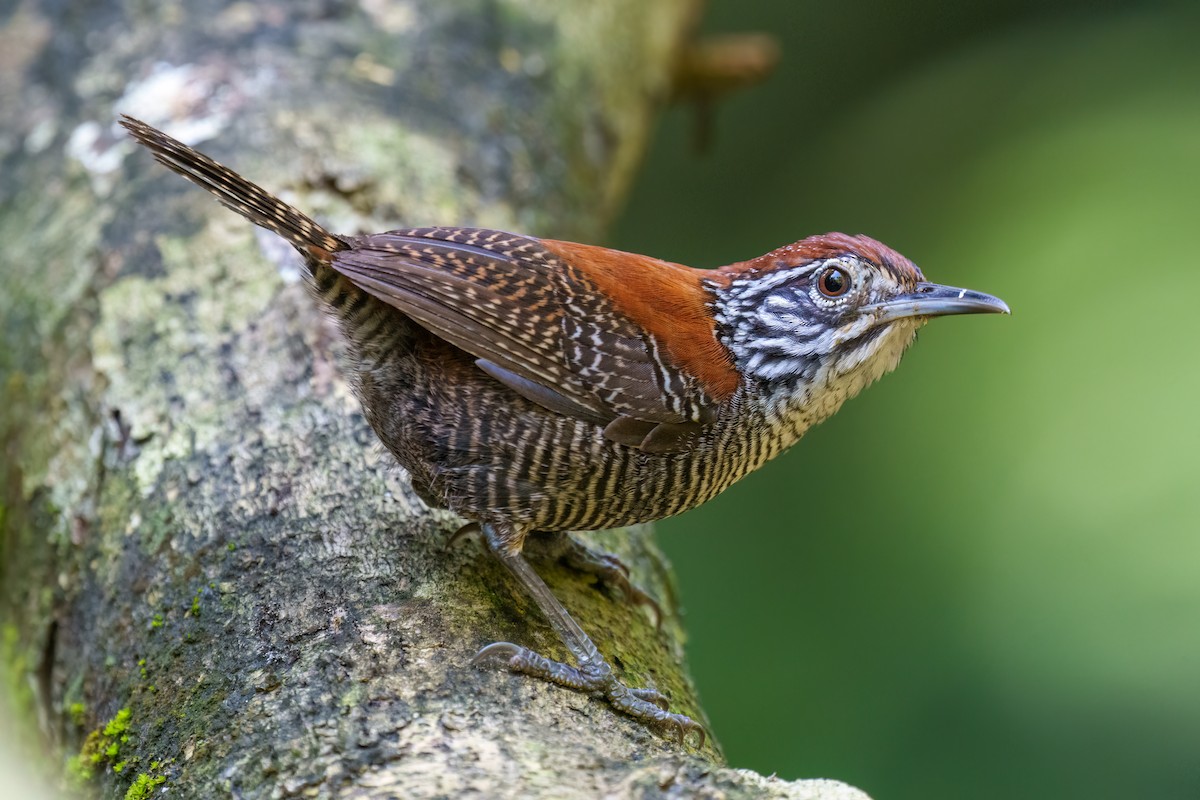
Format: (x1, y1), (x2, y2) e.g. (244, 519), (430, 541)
(67, 121), (124, 179)
(114, 62), (229, 144)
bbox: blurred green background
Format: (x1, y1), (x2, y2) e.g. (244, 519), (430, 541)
(612, 1), (1199, 798)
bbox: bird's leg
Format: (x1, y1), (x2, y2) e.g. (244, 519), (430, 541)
(472, 523), (704, 746)
(523, 531), (663, 629)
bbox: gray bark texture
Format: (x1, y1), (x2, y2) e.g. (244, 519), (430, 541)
(0, 1), (870, 798)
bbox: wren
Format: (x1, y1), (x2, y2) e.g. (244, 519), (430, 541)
(120, 116), (1008, 745)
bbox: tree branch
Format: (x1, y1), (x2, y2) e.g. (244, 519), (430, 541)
(0, 1), (870, 797)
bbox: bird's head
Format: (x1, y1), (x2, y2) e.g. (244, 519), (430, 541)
(709, 232), (1008, 414)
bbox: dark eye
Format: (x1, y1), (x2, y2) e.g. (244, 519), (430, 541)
(817, 266), (852, 298)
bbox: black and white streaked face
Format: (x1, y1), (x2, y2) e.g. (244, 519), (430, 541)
(707, 236), (1007, 431)
(712, 253), (926, 389)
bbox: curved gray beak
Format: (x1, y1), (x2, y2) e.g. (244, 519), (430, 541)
(862, 282), (1010, 324)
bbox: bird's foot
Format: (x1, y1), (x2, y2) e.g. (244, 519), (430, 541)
(472, 642), (704, 746)
(525, 532), (663, 628)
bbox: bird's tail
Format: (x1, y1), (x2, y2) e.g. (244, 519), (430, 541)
(119, 115), (346, 263)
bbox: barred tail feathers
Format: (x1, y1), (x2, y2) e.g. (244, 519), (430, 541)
(118, 115), (346, 263)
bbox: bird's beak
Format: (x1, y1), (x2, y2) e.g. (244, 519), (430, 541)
(862, 282), (1010, 324)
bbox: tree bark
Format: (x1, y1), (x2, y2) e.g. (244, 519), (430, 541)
(0, 1), (870, 797)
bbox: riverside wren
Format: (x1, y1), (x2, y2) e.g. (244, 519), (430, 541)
(120, 116), (1008, 745)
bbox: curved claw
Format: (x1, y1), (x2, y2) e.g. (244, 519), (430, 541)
(658, 713), (706, 748)
(471, 641), (522, 667)
(679, 718), (706, 749)
(446, 521), (481, 551)
(601, 554), (631, 579)
(629, 687), (671, 711)
(602, 571), (664, 631)
(667, 717), (685, 745)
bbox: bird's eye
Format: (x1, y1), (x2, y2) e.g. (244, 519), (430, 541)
(817, 266), (852, 298)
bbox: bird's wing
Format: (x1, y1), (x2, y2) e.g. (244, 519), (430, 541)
(331, 228), (737, 452)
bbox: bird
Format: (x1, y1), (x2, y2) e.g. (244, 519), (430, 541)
(119, 115), (1008, 746)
